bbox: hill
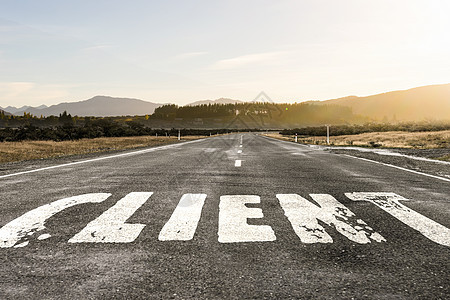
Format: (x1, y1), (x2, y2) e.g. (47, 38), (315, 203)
(309, 84), (450, 121)
(14, 96), (164, 117)
(0, 108), (12, 116)
(4, 105), (48, 114)
(4, 83), (449, 121)
(185, 98), (243, 106)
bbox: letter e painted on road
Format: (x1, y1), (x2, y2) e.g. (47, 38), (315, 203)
(218, 195), (276, 243)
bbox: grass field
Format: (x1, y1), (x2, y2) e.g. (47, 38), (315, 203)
(0, 135), (206, 164)
(266, 130), (450, 149)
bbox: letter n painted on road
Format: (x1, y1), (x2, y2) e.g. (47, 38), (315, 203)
(276, 194), (386, 244)
(345, 192), (450, 247)
(69, 192), (152, 243)
(159, 194), (207, 241)
(218, 195), (276, 243)
(0, 193), (111, 248)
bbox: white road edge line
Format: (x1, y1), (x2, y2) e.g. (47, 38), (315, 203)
(341, 154), (450, 183)
(0, 138), (205, 179)
(235, 160), (242, 167)
(261, 134), (450, 183)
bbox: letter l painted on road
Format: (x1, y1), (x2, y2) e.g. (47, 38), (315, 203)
(69, 192), (153, 243)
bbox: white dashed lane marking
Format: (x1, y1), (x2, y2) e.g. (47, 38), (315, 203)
(235, 160), (242, 167)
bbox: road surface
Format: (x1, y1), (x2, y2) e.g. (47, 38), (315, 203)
(1, 133), (449, 299)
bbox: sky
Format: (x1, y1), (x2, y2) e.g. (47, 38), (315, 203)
(1, 0), (450, 107)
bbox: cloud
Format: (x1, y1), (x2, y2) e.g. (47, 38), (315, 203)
(0, 25), (21, 32)
(174, 51), (209, 59)
(209, 51), (289, 70)
(0, 82), (71, 106)
(81, 45), (114, 52)
(0, 82), (35, 98)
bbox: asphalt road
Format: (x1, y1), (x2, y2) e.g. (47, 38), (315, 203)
(0, 133), (449, 299)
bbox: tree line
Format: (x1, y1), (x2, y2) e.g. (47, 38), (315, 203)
(0, 116), (261, 142)
(152, 102), (366, 125)
(1, 102), (449, 142)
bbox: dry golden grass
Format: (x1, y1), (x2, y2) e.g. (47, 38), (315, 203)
(264, 130), (450, 149)
(0, 135), (206, 164)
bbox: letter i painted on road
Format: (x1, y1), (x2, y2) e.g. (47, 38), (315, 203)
(69, 192), (153, 243)
(345, 192), (450, 247)
(276, 194), (386, 244)
(159, 194), (207, 241)
(218, 195), (276, 243)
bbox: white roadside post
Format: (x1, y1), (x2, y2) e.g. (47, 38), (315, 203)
(295, 133), (298, 143)
(178, 130), (181, 141)
(326, 125), (330, 145)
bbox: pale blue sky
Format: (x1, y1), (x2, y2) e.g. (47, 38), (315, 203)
(1, 0), (449, 107)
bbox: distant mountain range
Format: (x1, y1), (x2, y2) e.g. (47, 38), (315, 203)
(0, 109), (12, 116)
(2, 104), (48, 114)
(2, 83), (449, 121)
(307, 83), (450, 121)
(2, 96), (165, 117)
(1, 96), (242, 117)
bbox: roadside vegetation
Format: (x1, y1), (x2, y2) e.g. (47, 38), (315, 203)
(280, 122), (450, 136)
(0, 111), (261, 142)
(272, 130), (450, 149)
(0, 135), (205, 164)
